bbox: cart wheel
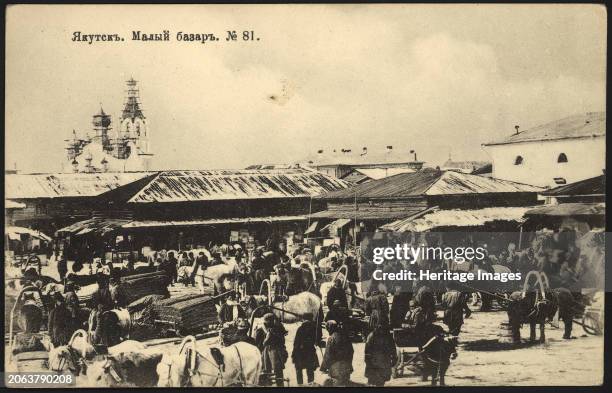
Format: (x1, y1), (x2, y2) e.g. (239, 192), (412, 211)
(582, 313), (602, 335)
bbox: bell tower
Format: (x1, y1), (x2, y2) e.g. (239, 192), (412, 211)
(120, 77), (150, 154)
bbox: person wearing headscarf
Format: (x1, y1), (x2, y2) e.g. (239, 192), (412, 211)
(320, 320), (354, 386)
(292, 313), (321, 385)
(255, 313), (288, 387)
(364, 318), (398, 386)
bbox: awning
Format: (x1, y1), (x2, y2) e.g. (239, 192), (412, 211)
(56, 215), (309, 235)
(310, 207), (427, 220)
(321, 218), (352, 233)
(304, 221), (319, 235)
(380, 206), (534, 232)
(55, 219), (132, 237)
(5, 200), (26, 209)
(122, 215), (307, 229)
(5, 226), (52, 242)
(524, 203), (605, 217)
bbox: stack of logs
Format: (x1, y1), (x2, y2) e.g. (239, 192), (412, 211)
(152, 293), (218, 334)
(120, 271), (170, 305)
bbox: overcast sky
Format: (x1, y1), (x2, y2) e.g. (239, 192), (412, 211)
(5, 4), (606, 173)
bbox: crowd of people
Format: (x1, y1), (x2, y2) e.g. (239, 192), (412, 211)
(13, 228), (600, 387)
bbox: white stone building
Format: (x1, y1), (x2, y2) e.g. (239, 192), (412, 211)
(63, 78), (153, 173)
(482, 112), (605, 188)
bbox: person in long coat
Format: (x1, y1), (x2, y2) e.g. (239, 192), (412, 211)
(320, 320), (354, 386)
(57, 255), (68, 283)
(64, 281), (81, 333)
(390, 286), (412, 328)
(441, 285), (471, 337)
(255, 313), (288, 387)
(292, 313), (321, 385)
(365, 284), (390, 330)
(364, 320), (398, 386)
(48, 292), (72, 347)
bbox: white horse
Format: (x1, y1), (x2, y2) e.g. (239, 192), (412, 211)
(157, 336), (262, 387)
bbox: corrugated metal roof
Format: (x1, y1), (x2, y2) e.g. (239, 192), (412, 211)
(484, 112), (605, 146)
(5, 172), (154, 199)
(524, 202), (605, 217)
(318, 169), (541, 200)
(540, 175), (605, 197)
(380, 206), (533, 232)
(128, 169), (348, 203)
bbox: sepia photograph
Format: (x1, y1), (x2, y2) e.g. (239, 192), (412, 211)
(3, 4), (606, 388)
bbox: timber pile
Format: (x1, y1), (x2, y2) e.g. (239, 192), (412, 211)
(152, 293), (218, 333)
(120, 271), (170, 304)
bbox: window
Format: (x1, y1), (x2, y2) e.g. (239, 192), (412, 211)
(557, 153), (568, 163)
(514, 155), (523, 165)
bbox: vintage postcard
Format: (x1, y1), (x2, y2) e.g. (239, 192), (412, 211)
(4, 4), (606, 388)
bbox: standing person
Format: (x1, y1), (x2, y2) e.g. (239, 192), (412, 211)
(57, 254), (68, 283)
(255, 313), (288, 387)
(168, 251), (178, 285)
(109, 269), (127, 308)
(48, 292), (72, 347)
(365, 282), (390, 330)
(158, 251), (177, 286)
(344, 255), (360, 307)
(441, 284), (472, 337)
(64, 281), (81, 333)
(89, 273), (114, 347)
(126, 253), (135, 273)
(326, 279), (348, 310)
(320, 320), (354, 386)
(250, 248), (266, 290)
(364, 319), (398, 386)
(390, 286), (412, 328)
(292, 313), (321, 386)
(192, 251), (208, 288)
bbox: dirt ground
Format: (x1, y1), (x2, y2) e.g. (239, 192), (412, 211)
(7, 261), (605, 387)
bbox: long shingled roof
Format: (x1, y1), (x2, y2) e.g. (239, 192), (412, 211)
(128, 169), (348, 203)
(317, 169), (541, 200)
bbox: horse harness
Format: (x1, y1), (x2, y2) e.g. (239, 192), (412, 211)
(184, 344), (247, 387)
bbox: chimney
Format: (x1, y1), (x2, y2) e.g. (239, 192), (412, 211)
(361, 147), (367, 156)
(410, 150), (417, 161)
(515, 125), (520, 135)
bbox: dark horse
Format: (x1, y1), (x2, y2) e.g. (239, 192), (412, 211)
(413, 324), (458, 386)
